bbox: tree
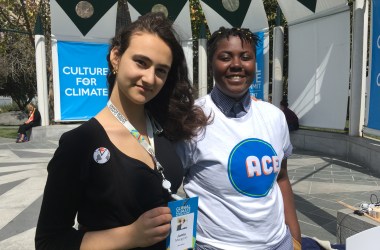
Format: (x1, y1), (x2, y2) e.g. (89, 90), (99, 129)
(1, 0), (333, 111)
(0, 0), (50, 110)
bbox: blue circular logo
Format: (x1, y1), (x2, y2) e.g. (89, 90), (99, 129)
(228, 138), (280, 197)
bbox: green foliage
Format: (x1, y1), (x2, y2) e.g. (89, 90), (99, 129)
(0, 33), (37, 109)
(189, 0), (209, 40)
(0, 102), (19, 113)
(0, 127), (18, 139)
(0, 0), (51, 111)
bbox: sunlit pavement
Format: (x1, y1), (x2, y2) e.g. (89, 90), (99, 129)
(0, 137), (379, 249)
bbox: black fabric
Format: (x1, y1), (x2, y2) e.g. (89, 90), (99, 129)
(35, 118), (183, 250)
(282, 107), (299, 131)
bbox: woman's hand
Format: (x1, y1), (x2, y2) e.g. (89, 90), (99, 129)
(130, 206), (172, 248)
(80, 206), (172, 250)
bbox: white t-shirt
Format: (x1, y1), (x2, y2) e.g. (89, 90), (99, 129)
(176, 95), (293, 250)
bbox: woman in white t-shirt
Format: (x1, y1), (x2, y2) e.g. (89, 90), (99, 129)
(176, 27), (301, 250)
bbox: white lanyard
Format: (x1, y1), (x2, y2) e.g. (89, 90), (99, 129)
(107, 101), (181, 200)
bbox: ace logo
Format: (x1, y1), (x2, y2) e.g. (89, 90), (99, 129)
(228, 138), (280, 198)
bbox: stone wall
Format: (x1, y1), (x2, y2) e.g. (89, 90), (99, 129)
(290, 130), (380, 176)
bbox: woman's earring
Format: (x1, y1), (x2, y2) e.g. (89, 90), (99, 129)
(112, 68), (118, 75)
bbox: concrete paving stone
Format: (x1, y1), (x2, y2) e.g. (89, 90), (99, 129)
(307, 206), (337, 218)
(332, 175), (355, 181)
(352, 191), (374, 198)
(298, 220), (336, 243)
(348, 167), (377, 176)
(0, 131), (379, 248)
(0, 162), (36, 168)
(313, 169), (334, 174)
(332, 179), (376, 186)
(305, 164), (332, 170)
(295, 201), (323, 214)
(289, 158), (328, 165)
(330, 170), (353, 175)
(291, 169), (322, 175)
(339, 197), (370, 207)
(346, 168), (375, 176)
(313, 164), (334, 170)
(332, 160), (362, 167)
(0, 196), (42, 242)
(306, 197), (348, 211)
(297, 210), (335, 228)
(288, 172), (315, 178)
(301, 165), (332, 171)
(350, 173), (379, 180)
(297, 177), (334, 183)
(293, 192), (314, 201)
(313, 173), (338, 178)
(288, 166), (311, 172)
(0, 171), (23, 177)
(11, 150), (53, 159)
(307, 177), (334, 183)
(351, 180), (379, 186)
(0, 179), (25, 196)
(328, 164), (350, 171)
(291, 181), (313, 194)
(313, 182), (380, 194)
(308, 193), (342, 200)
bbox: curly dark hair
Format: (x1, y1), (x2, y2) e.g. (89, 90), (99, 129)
(207, 27), (260, 67)
(106, 12), (208, 142)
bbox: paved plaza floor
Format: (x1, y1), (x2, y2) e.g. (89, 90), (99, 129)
(0, 136), (380, 249)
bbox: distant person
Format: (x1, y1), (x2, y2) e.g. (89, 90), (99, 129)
(268, 95), (272, 103)
(16, 103), (41, 143)
(280, 100), (299, 131)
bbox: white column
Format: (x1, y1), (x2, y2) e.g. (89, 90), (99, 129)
(198, 37), (208, 97)
(34, 34), (49, 126)
(182, 40), (193, 84)
(272, 26), (284, 107)
(349, 0), (368, 136)
(263, 31), (270, 101)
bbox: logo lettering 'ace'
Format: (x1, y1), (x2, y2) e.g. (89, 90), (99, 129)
(228, 138), (280, 197)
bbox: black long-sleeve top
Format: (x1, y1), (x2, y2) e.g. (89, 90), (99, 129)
(35, 118), (183, 250)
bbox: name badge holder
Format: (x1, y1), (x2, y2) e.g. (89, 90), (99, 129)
(166, 197), (199, 250)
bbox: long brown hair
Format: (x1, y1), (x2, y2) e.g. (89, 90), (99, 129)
(106, 12), (208, 141)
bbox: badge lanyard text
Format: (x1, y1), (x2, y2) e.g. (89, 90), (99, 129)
(107, 101), (181, 200)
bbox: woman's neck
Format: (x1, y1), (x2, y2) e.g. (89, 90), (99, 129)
(109, 95), (147, 134)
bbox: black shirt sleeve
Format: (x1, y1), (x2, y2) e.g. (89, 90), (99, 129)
(35, 129), (89, 250)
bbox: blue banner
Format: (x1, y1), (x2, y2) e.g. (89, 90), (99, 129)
(57, 41), (109, 120)
(368, 0), (380, 130)
(249, 31), (264, 99)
